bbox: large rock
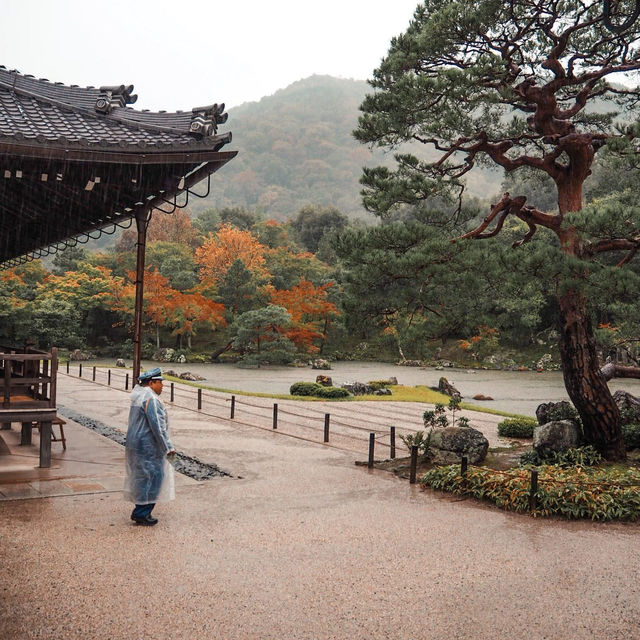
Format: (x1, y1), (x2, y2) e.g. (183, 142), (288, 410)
(341, 382), (374, 395)
(316, 375), (333, 387)
(438, 376), (461, 400)
(153, 348), (175, 362)
(533, 420), (581, 455)
(312, 359), (331, 370)
(612, 390), (640, 424)
(115, 358), (126, 368)
(535, 401), (578, 426)
(179, 372), (205, 381)
(429, 426), (489, 464)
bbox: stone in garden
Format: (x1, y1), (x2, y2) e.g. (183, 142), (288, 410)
(612, 390), (640, 424)
(177, 354), (187, 363)
(535, 400), (577, 426)
(70, 349), (95, 361)
(533, 420), (581, 455)
(115, 358), (126, 368)
(438, 376), (461, 399)
(179, 372), (205, 381)
(312, 359), (331, 370)
(388, 377), (398, 385)
(316, 375), (333, 387)
(473, 394), (493, 401)
(374, 388), (392, 395)
(153, 348), (175, 362)
(429, 426), (489, 464)
(164, 370), (177, 378)
(341, 382), (374, 395)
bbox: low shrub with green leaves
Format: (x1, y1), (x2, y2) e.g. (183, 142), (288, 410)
(316, 386), (350, 399)
(400, 429), (434, 460)
(421, 464), (640, 520)
(290, 382), (322, 396)
(498, 417), (537, 438)
(622, 423), (640, 450)
(519, 445), (602, 468)
(290, 381), (350, 398)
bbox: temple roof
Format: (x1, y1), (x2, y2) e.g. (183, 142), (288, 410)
(0, 67), (237, 266)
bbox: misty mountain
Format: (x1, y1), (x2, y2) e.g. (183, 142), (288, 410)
(197, 74), (502, 220)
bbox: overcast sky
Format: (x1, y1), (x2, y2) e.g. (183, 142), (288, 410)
(1, 0), (420, 111)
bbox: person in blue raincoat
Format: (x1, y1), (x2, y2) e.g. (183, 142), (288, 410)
(124, 367), (176, 526)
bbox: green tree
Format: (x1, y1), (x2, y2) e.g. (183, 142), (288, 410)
(231, 305), (296, 366)
(216, 259), (260, 315)
(51, 245), (88, 275)
(354, 0), (640, 459)
(290, 205), (348, 253)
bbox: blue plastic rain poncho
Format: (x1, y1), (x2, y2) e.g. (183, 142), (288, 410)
(124, 384), (175, 504)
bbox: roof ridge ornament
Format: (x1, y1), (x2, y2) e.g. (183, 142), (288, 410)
(189, 103), (228, 138)
(95, 84), (138, 114)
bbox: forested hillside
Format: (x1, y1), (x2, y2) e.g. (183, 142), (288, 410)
(197, 75), (501, 219)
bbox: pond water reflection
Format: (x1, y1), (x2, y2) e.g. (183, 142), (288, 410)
(133, 360), (640, 417)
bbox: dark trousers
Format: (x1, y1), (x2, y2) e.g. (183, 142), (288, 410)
(132, 503), (155, 518)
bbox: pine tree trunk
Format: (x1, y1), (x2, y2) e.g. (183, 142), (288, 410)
(556, 290), (625, 459)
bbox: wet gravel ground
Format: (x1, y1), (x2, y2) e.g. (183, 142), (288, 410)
(57, 405), (231, 480)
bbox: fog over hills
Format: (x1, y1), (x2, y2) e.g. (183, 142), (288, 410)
(198, 75), (502, 220)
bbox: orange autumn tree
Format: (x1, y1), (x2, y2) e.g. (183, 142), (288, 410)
(267, 278), (339, 353)
(195, 224), (268, 286)
(111, 269), (225, 349)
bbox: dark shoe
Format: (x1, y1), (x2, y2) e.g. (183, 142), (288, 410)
(132, 515), (158, 526)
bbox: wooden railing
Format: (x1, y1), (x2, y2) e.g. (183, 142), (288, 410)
(0, 345), (58, 409)
(0, 345), (58, 467)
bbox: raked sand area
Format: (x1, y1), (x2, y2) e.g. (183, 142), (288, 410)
(0, 374), (639, 639)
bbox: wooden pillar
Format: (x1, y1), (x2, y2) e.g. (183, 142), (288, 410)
(132, 209), (152, 383)
(39, 421), (52, 468)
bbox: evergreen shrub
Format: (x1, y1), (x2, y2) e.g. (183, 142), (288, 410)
(289, 382), (350, 398)
(622, 423), (640, 450)
(498, 417), (537, 438)
(519, 446), (602, 468)
(368, 379), (396, 390)
(316, 386), (351, 399)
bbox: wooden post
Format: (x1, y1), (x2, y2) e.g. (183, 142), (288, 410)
(78, 363), (82, 378)
(92, 366), (96, 381)
(461, 455), (468, 475)
(21, 422), (32, 445)
(273, 404), (278, 429)
(198, 388), (202, 410)
(368, 432), (375, 468)
(125, 373), (129, 390)
(108, 369), (111, 385)
(170, 382), (175, 402)
(132, 209), (151, 383)
(66, 360), (69, 374)
(49, 347), (58, 407)
(529, 469), (539, 513)
(390, 426), (396, 459)
(39, 421), (52, 468)
(324, 413), (330, 442)
(409, 445), (418, 484)
(231, 395), (235, 419)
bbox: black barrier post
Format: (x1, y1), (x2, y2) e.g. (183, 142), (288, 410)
(324, 414), (330, 443)
(66, 360), (69, 374)
(170, 382), (175, 402)
(390, 426), (396, 459)
(78, 363), (82, 378)
(231, 395), (235, 419)
(198, 388), (202, 410)
(368, 433), (375, 468)
(108, 369), (111, 385)
(461, 455), (468, 476)
(125, 373), (129, 390)
(92, 366), (96, 382)
(410, 445), (419, 484)
(529, 469), (539, 513)
(273, 404), (278, 429)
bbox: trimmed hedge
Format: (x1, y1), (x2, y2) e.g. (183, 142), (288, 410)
(368, 379), (396, 390)
(290, 382), (350, 398)
(421, 464), (640, 520)
(497, 417), (537, 438)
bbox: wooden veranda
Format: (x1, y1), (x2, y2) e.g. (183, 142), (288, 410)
(0, 66), (236, 466)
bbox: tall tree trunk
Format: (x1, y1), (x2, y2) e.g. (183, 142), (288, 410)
(556, 289), (626, 460)
(555, 174), (625, 460)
